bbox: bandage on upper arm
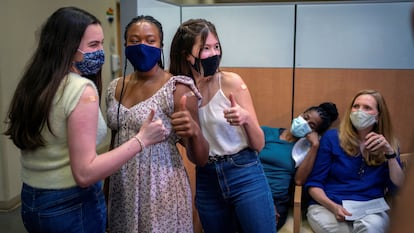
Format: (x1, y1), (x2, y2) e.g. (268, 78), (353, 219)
(87, 95), (98, 102)
(81, 85), (99, 103)
(184, 91), (195, 97)
(81, 95), (98, 103)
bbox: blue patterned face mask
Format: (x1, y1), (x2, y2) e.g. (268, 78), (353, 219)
(291, 116), (312, 138)
(75, 49), (105, 75)
(125, 44), (161, 72)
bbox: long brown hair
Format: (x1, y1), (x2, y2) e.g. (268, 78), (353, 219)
(339, 89), (399, 165)
(4, 7), (102, 150)
(169, 18), (222, 78)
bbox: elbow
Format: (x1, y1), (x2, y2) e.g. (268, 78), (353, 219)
(73, 174), (93, 188)
(187, 151), (209, 167)
(195, 159), (208, 167)
(194, 154), (209, 167)
(295, 175), (307, 186)
(295, 178), (305, 186)
(258, 142), (265, 152)
(252, 141), (265, 153)
(255, 133), (265, 152)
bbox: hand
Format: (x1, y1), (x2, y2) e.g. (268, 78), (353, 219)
(333, 204), (352, 222)
(223, 93), (249, 126)
(136, 109), (166, 147)
(365, 132), (394, 154)
(170, 95), (197, 137)
(305, 131), (320, 147)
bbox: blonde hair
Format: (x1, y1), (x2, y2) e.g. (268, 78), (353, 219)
(339, 89), (399, 166)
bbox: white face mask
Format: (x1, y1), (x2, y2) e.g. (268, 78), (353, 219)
(291, 116), (312, 138)
(349, 109), (377, 130)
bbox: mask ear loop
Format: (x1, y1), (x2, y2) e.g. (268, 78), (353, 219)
(160, 48), (165, 70)
(116, 56), (128, 145)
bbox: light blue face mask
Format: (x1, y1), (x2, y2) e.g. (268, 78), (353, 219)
(291, 116), (312, 138)
(74, 49), (105, 76)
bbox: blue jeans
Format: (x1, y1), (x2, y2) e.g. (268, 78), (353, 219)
(21, 182), (106, 233)
(196, 148), (276, 233)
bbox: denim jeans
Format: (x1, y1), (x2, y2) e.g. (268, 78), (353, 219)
(21, 182), (106, 233)
(196, 148), (276, 233)
(275, 198), (289, 230)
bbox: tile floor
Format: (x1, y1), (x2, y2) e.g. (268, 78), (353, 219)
(0, 204), (314, 233)
(279, 212), (315, 233)
(0, 205), (26, 233)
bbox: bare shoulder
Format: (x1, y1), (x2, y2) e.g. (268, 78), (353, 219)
(220, 71), (248, 92)
(221, 70), (243, 82)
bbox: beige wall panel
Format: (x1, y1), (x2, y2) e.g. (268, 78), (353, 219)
(178, 145), (203, 233)
(294, 68), (414, 154)
(224, 68), (294, 127)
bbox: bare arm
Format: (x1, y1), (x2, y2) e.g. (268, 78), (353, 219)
(171, 83), (209, 166)
(68, 85), (166, 187)
(388, 157), (405, 187)
(365, 132), (404, 187)
(295, 132), (320, 185)
(222, 72), (264, 152)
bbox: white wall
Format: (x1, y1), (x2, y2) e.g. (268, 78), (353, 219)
(180, 2), (414, 69)
(0, 0), (119, 209)
(129, 1), (414, 69)
(120, 0), (180, 73)
(181, 5), (295, 67)
(296, 2), (414, 68)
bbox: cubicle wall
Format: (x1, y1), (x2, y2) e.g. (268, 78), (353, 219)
(129, 1), (414, 232)
(178, 1), (414, 153)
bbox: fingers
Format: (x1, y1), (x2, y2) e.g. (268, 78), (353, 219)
(229, 92), (237, 107)
(170, 95), (189, 121)
(343, 208), (352, 216)
(306, 131), (318, 139)
(171, 95), (191, 124)
(171, 95), (194, 137)
(336, 206), (352, 222)
(144, 109), (156, 125)
(138, 109), (168, 147)
(306, 132), (320, 146)
(365, 133), (390, 153)
(179, 95), (187, 112)
(225, 93), (238, 125)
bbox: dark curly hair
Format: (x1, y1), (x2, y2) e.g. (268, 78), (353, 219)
(304, 102), (338, 134)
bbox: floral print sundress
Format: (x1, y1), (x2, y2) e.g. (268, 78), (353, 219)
(105, 75), (201, 233)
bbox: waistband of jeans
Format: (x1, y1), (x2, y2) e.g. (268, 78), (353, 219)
(207, 147), (252, 164)
(22, 181), (102, 192)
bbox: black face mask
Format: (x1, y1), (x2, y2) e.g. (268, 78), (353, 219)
(192, 55), (221, 77)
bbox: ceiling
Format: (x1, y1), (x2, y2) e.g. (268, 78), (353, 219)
(158, 0), (393, 5)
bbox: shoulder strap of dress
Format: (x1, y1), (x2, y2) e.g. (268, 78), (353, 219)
(218, 72), (222, 91)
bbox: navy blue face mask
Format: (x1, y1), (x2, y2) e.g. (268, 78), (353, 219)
(192, 55), (221, 77)
(125, 44), (161, 72)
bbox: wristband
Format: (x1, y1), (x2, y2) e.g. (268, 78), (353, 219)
(385, 152), (397, 159)
(133, 135), (145, 151)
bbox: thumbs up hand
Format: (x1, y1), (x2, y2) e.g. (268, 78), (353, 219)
(223, 93), (248, 126)
(171, 95), (197, 137)
(136, 108), (167, 147)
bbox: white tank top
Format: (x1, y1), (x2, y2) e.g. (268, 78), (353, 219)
(198, 75), (248, 156)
